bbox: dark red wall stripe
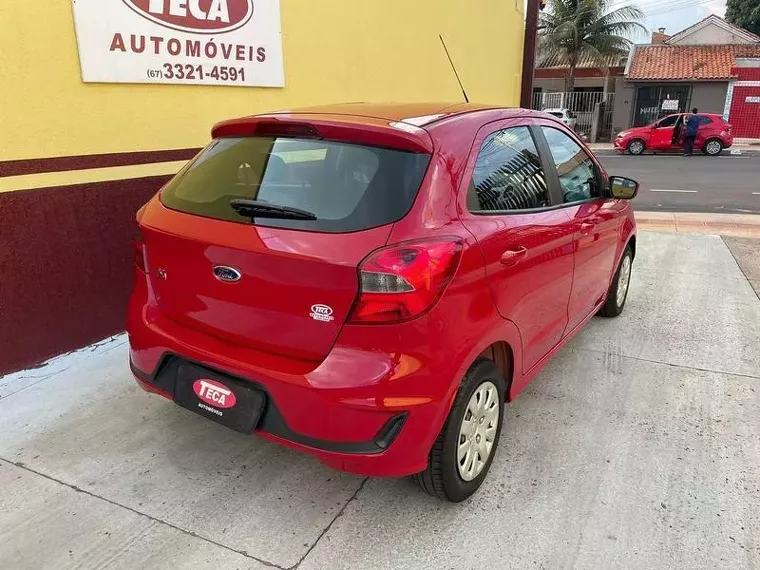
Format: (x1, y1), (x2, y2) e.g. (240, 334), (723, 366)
(0, 148), (202, 178)
(0, 177), (170, 375)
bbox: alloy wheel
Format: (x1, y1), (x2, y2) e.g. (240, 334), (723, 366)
(706, 140), (722, 155)
(628, 140), (644, 155)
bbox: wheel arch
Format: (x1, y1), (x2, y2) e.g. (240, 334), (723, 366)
(446, 318), (523, 410)
(478, 341), (515, 401)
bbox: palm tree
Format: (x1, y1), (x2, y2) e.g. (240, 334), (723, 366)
(539, 0), (645, 92)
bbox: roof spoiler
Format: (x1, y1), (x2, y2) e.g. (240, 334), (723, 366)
(211, 116), (434, 154)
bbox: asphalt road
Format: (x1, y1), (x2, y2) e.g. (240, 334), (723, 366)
(597, 152), (760, 214)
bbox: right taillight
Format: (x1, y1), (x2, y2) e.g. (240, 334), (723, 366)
(348, 237), (463, 324)
(133, 229), (147, 273)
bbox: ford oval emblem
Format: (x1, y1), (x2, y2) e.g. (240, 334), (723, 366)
(213, 266), (242, 283)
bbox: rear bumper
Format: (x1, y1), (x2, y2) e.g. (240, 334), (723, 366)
(130, 355), (407, 455)
(126, 279), (454, 477)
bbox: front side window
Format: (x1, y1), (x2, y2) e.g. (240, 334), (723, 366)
(541, 127), (599, 203)
(467, 126), (550, 213)
(657, 115), (679, 128)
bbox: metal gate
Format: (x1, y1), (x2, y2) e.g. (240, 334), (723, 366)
(531, 91), (616, 140)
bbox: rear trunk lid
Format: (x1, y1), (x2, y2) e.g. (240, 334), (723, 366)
(139, 118), (431, 362)
(140, 211), (391, 361)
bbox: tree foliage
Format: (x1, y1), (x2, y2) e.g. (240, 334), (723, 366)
(726, 0), (760, 37)
(539, 0), (645, 91)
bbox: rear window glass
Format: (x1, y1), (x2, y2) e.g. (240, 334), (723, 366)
(160, 137), (430, 233)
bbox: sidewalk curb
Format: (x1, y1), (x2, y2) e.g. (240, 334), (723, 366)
(636, 211), (760, 238)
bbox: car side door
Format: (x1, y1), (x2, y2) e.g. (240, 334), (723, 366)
(458, 120), (576, 374)
(694, 115), (714, 148)
(649, 115), (680, 150)
(536, 123), (622, 332)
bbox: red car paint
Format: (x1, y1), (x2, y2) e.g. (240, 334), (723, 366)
(127, 103), (636, 477)
(614, 113), (733, 154)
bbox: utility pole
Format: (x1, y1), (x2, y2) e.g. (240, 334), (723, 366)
(520, 0), (542, 108)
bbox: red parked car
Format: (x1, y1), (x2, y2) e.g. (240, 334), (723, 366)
(128, 103), (638, 502)
(614, 112), (733, 156)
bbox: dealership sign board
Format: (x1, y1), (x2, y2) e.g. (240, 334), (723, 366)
(72, 0), (284, 87)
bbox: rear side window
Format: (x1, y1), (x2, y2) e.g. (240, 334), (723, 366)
(698, 116), (713, 125)
(467, 126), (551, 213)
(160, 137), (430, 233)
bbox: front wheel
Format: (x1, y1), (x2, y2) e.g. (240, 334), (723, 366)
(415, 358), (505, 502)
(599, 246), (633, 318)
(703, 138), (723, 156)
(627, 139), (645, 155)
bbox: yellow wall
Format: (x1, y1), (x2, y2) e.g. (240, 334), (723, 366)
(0, 1), (524, 162)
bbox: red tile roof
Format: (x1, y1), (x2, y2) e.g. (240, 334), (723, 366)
(627, 44), (760, 81)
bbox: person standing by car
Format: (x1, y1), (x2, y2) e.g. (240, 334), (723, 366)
(684, 108), (700, 156)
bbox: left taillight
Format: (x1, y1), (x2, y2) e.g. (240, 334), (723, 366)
(133, 229), (147, 273)
(348, 237), (463, 324)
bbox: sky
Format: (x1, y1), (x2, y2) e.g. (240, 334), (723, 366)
(530, 0), (731, 42)
(636, 0), (727, 41)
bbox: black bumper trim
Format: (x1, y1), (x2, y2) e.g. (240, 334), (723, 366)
(130, 354), (406, 455)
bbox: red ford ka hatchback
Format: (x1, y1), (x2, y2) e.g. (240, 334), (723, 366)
(128, 103), (638, 502)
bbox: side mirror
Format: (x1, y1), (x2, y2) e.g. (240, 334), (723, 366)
(609, 176), (639, 199)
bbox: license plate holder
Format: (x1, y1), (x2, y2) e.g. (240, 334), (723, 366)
(173, 362), (266, 434)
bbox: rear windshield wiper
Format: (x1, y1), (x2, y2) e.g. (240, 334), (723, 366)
(230, 199), (317, 221)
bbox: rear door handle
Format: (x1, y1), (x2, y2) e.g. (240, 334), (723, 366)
(500, 247), (528, 266)
(579, 222), (595, 236)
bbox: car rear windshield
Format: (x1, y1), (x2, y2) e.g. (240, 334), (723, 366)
(160, 136), (431, 233)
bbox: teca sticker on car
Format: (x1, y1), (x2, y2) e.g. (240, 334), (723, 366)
(121, 0), (255, 34)
(310, 304), (335, 322)
(193, 379), (237, 409)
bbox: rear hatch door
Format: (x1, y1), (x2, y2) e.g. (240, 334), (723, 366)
(140, 120), (431, 362)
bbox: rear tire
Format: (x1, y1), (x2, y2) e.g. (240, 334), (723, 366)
(599, 246), (633, 318)
(627, 139), (645, 155)
(703, 138), (723, 156)
(414, 358), (505, 502)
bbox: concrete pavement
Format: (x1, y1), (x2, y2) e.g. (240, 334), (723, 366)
(725, 237), (760, 298)
(1, 232), (759, 570)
